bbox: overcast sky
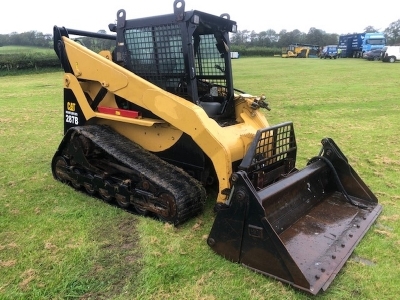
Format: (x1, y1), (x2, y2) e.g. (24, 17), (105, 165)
(2, 0), (399, 35)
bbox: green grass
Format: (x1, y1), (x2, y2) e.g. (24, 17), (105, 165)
(1, 58), (399, 299)
(0, 45), (54, 55)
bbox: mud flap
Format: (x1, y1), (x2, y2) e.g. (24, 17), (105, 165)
(207, 124), (382, 295)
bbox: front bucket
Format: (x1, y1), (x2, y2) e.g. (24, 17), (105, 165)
(207, 135), (382, 295)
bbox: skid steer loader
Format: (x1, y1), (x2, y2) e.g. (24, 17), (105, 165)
(52, 0), (381, 294)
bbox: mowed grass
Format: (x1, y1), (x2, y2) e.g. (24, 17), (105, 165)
(1, 58), (399, 299)
(0, 45), (54, 55)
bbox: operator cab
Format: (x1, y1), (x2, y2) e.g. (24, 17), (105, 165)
(109, 0), (237, 119)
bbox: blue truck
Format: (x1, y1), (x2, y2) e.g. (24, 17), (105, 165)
(338, 32), (386, 58)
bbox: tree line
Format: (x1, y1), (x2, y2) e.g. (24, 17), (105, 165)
(230, 20), (400, 48)
(1, 19), (399, 52)
(0, 31), (113, 52)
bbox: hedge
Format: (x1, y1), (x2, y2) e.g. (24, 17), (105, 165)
(0, 46), (282, 73)
(0, 52), (60, 70)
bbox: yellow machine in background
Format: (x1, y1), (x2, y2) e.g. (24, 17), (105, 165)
(52, 0), (381, 295)
(282, 43), (319, 58)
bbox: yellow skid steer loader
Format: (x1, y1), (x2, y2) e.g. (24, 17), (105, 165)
(51, 0), (381, 294)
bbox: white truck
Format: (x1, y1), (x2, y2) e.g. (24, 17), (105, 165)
(230, 51), (239, 59)
(381, 46), (400, 63)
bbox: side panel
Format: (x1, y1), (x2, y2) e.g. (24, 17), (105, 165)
(338, 33), (364, 58)
(63, 89), (87, 133)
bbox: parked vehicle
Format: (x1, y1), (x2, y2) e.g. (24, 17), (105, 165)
(320, 45), (338, 59)
(338, 32), (386, 58)
(281, 43), (319, 58)
(363, 49), (382, 61)
(381, 46), (400, 63)
(230, 51), (240, 59)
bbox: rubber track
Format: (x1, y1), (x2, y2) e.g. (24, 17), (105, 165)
(69, 125), (206, 225)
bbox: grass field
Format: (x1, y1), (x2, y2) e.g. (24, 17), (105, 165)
(1, 57), (399, 300)
(0, 46), (54, 55)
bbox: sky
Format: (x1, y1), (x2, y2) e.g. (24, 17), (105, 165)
(1, 1), (399, 35)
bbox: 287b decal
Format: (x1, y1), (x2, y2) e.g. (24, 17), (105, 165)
(66, 114), (79, 125)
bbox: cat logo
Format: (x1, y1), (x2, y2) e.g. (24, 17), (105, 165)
(67, 102), (76, 111)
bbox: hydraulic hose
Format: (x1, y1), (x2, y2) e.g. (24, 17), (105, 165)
(308, 156), (368, 209)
